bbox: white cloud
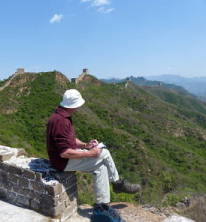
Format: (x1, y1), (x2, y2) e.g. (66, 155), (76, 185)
(81, 0), (110, 6)
(97, 7), (114, 14)
(93, 0), (110, 6)
(49, 14), (63, 24)
(81, 0), (114, 13)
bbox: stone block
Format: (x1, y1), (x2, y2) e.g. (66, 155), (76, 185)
(22, 169), (36, 180)
(40, 206), (61, 218)
(30, 199), (40, 211)
(0, 152), (14, 161)
(60, 189), (77, 204)
(45, 183), (62, 196)
(16, 148), (27, 157)
(63, 199), (71, 208)
(0, 163), (22, 175)
(0, 187), (7, 199)
(7, 191), (17, 201)
(30, 180), (45, 193)
(40, 194), (58, 207)
(6, 181), (14, 190)
(14, 187), (32, 197)
(61, 203), (77, 221)
(0, 171), (9, 188)
(9, 174), (19, 185)
(35, 172), (42, 181)
(18, 177), (29, 188)
(9, 164), (22, 175)
(0, 162), (7, 170)
(15, 194), (30, 207)
(27, 190), (41, 201)
(12, 185), (21, 193)
(9, 174), (19, 184)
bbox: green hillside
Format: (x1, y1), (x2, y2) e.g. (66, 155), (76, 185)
(0, 72), (206, 206)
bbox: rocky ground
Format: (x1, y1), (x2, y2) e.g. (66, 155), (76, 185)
(0, 200), (195, 222)
(74, 202), (165, 222)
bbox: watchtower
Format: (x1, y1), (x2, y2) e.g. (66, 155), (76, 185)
(15, 68), (25, 74)
(82, 68), (89, 74)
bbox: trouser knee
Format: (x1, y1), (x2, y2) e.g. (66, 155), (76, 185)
(100, 148), (111, 158)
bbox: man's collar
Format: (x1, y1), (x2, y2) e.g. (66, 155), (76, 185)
(55, 106), (71, 118)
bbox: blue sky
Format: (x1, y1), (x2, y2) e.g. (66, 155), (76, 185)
(1, 0), (206, 80)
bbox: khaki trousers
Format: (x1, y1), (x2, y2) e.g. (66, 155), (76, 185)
(64, 149), (119, 204)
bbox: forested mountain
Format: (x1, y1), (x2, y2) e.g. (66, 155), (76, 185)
(0, 71), (206, 206)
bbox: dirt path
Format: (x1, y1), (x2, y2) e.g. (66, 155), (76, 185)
(0, 73), (18, 92)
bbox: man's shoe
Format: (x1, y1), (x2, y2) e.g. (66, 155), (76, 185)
(92, 203), (123, 221)
(112, 179), (141, 194)
(93, 203), (110, 210)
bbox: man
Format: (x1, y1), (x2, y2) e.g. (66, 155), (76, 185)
(47, 89), (141, 206)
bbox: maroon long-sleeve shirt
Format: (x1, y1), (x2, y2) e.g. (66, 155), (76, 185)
(47, 106), (77, 171)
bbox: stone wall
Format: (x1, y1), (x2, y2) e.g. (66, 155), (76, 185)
(0, 145), (78, 221)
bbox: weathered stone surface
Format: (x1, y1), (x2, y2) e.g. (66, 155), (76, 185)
(12, 187), (32, 197)
(61, 203), (77, 221)
(40, 194), (58, 207)
(30, 199), (40, 211)
(45, 183), (62, 196)
(0, 146), (15, 161)
(16, 148), (27, 157)
(9, 174), (19, 184)
(0, 188), (7, 199)
(35, 172), (43, 181)
(7, 191), (17, 201)
(30, 180), (45, 193)
(22, 169), (36, 180)
(40, 204), (64, 217)
(28, 190), (41, 201)
(0, 170), (9, 186)
(163, 215), (195, 222)
(18, 177), (29, 188)
(0, 199), (55, 222)
(15, 194), (30, 206)
(0, 152), (14, 161)
(0, 163), (22, 175)
(60, 191), (71, 202)
(0, 147), (78, 221)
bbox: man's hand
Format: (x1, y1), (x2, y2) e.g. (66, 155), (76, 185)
(88, 147), (102, 157)
(86, 139), (99, 149)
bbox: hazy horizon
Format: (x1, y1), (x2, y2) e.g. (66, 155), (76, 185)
(1, 69), (206, 81)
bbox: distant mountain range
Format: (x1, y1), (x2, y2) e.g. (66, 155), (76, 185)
(146, 75), (206, 101)
(102, 76), (189, 93)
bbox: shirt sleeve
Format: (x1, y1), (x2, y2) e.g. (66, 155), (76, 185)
(53, 118), (76, 154)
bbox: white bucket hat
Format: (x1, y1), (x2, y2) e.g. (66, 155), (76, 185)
(60, 89), (85, 108)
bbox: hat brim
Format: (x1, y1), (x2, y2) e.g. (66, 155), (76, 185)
(60, 98), (85, 109)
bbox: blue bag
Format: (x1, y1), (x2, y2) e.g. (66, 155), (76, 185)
(91, 203), (126, 222)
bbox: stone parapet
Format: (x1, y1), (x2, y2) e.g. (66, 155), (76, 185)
(0, 145), (77, 221)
